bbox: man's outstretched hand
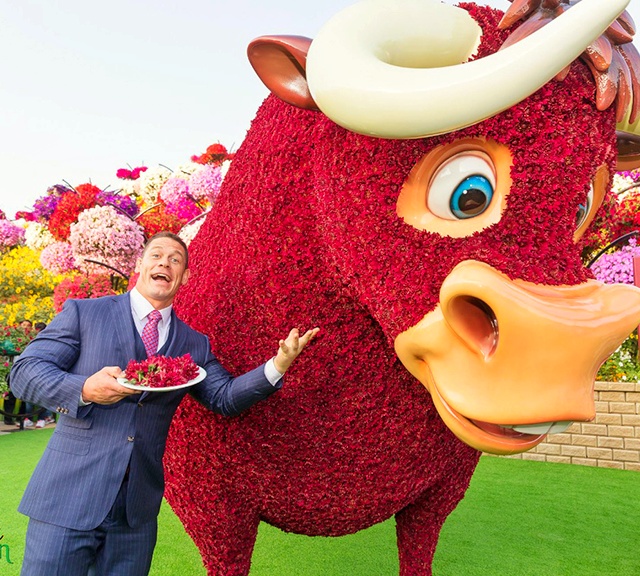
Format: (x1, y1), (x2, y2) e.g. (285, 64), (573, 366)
(273, 328), (320, 374)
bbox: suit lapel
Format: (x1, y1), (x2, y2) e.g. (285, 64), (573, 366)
(111, 293), (138, 366)
(163, 310), (187, 358)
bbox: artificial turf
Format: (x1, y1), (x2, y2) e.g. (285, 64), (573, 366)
(2, 428), (639, 575)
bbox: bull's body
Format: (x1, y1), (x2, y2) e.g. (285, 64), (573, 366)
(164, 3), (640, 574)
(166, 92), (480, 573)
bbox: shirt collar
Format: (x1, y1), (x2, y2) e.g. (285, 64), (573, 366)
(130, 287), (172, 324)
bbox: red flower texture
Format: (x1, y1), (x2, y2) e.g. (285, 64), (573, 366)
(48, 184), (101, 241)
(124, 354), (199, 388)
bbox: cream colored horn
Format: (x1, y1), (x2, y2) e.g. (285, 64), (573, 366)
(305, 0), (630, 139)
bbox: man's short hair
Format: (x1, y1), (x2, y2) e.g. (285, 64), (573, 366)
(143, 232), (189, 267)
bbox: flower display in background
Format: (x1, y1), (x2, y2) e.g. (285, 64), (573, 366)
(2, 141), (229, 323)
(31, 184), (72, 222)
(191, 143), (233, 165)
(69, 205), (145, 276)
(136, 204), (185, 237)
(134, 165), (173, 208)
(0, 246), (63, 324)
(116, 166), (148, 180)
(0, 220), (25, 250)
(52, 274), (117, 313)
(48, 183), (101, 240)
(97, 190), (140, 219)
(591, 237), (640, 285)
(0, 324), (36, 356)
(178, 215), (207, 246)
(40, 241), (77, 275)
(159, 176), (190, 205)
(24, 222), (55, 251)
(188, 164), (223, 204)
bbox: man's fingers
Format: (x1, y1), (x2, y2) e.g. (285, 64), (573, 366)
(299, 328), (320, 347)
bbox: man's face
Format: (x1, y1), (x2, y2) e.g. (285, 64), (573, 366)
(135, 237), (190, 309)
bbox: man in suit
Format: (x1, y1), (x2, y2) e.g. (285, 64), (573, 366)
(11, 231), (319, 576)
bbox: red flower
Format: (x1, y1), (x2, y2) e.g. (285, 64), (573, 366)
(117, 166), (148, 180)
(136, 204), (185, 237)
(48, 184), (101, 241)
(124, 354), (199, 388)
(53, 274), (116, 312)
(191, 143), (230, 166)
(130, 166), (148, 179)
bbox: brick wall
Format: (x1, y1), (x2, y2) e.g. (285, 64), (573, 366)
(503, 381), (640, 471)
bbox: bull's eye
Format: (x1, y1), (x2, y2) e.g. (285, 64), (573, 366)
(428, 154), (496, 221)
(576, 184), (594, 230)
(397, 138), (512, 238)
(450, 176), (494, 219)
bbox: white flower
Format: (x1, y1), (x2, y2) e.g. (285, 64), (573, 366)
(24, 222), (55, 251)
(136, 165), (173, 208)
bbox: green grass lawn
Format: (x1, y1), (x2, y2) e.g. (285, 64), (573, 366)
(2, 428), (639, 575)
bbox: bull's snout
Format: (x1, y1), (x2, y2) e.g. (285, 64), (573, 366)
(394, 260), (640, 455)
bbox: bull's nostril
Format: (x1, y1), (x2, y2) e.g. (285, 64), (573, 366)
(448, 296), (498, 358)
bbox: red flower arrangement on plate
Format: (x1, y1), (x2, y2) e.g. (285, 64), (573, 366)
(123, 353), (201, 389)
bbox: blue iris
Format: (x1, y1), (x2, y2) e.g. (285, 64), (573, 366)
(450, 175), (494, 219)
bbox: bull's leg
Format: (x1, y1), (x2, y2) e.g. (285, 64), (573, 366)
(395, 461), (477, 576)
(189, 495), (260, 576)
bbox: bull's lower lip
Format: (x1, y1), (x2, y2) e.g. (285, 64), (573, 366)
(429, 381), (549, 454)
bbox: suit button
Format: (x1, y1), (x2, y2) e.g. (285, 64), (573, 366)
(127, 436), (134, 442)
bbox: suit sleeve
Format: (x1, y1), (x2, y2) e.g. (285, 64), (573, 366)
(189, 343), (282, 417)
(10, 300), (89, 419)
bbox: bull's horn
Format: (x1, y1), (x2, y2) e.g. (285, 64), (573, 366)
(305, 0), (630, 139)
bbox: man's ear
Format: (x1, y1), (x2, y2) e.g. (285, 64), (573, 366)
(134, 257), (142, 273)
(181, 268), (191, 285)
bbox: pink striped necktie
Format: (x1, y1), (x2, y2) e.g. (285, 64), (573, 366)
(141, 310), (162, 357)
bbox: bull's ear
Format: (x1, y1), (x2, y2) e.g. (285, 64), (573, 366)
(616, 131), (640, 171)
(248, 35), (319, 110)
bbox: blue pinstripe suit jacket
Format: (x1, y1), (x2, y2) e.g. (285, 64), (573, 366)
(10, 292), (280, 530)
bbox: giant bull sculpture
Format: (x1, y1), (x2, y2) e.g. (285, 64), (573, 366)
(164, 0), (640, 573)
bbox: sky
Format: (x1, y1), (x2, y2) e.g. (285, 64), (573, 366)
(1, 0), (638, 219)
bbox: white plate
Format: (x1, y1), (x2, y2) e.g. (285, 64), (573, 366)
(117, 366), (206, 392)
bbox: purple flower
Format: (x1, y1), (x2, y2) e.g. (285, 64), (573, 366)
(97, 191), (139, 219)
(592, 238), (640, 286)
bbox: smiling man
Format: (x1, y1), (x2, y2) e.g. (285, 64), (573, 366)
(10, 231), (319, 576)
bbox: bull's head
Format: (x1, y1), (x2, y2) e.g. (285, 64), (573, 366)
(248, 0), (640, 454)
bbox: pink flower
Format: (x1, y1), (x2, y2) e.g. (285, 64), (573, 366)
(40, 241), (77, 274)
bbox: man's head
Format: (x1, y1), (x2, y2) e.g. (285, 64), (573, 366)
(19, 319), (32, 330)
(135, 232), (190, 309)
